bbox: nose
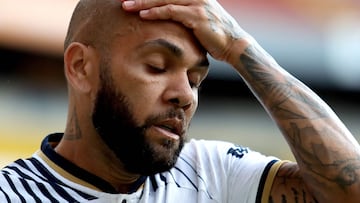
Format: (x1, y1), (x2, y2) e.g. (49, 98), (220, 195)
(163, 73), (196, 111)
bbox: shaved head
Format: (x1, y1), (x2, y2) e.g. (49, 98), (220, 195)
(61, 0), (209, 178)
(64, 0), (135, 53)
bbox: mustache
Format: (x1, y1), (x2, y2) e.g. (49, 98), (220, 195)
(141, 108), (187, 129)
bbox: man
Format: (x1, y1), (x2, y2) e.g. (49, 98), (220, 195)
(1, 0), (359, 202)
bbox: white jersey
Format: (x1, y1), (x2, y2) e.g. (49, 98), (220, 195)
(0, 133), (282, 203)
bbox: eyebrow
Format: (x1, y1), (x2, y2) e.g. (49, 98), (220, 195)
(137, 38), (210, 70)
(138, 38), (183, 57)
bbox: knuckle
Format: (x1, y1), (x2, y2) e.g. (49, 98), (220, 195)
(136, 0), (144, 7)
(166, 4), (176, 15)
(138, 0), (152, 9)
(193, 6), (204, 16)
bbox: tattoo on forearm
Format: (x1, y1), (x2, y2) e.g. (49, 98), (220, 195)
(238, 44), (360, 192)
(337, 163), (359, 186)
(286, 122), (360, 188)
(239, 45), (329, 120)
(204, 1), (243, 40)
(64, 106), (82, 140)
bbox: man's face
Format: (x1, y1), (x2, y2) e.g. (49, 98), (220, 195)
(92, 62), (186, 175)
(92, 21), (209, 175)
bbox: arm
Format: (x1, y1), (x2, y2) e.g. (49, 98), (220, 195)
(236, 39), (360, 202)
(121, 0), (360, 202)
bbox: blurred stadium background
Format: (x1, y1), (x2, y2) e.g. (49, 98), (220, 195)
(0, 0), (359, 167)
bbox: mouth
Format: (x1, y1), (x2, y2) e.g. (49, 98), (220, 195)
(152, 119), (184, 140)
(158, 124), (177, 134)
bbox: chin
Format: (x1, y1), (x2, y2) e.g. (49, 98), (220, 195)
(131, 138), (184, 175)
(149, 140), (182, 170)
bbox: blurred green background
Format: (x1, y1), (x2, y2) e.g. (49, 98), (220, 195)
(1, 0), (359, 167)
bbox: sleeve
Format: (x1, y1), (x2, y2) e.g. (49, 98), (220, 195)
(218, 142), (282, 203)
(256, 160), (287, 203)
(180, 140), (283, 203)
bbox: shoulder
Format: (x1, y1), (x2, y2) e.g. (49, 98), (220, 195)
(0, 158), (43, 202)
(181, 139), (274, 165)
(174, 139), (274, 184)
(182, 139), (245, 154)
(148, 140), (281, 202)
(0, 156), (97, 202)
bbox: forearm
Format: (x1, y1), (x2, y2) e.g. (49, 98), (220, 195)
(232, 39), (360, 201)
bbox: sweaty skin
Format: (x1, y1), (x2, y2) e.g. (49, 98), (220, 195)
(121, 0), (360, 202)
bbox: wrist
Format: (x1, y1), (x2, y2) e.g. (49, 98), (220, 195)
(224, 37), (253, 67)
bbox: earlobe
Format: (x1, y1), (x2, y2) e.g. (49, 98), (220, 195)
(64, 42), (97, 93)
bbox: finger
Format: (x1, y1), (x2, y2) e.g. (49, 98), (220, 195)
(138, 4), (204, 29)
(122, 0), (193, 12)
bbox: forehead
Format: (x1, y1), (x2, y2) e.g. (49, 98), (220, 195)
(111, 19), (205, 57)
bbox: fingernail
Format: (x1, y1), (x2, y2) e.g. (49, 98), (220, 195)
(123, 0), (136, 9)
(139, 9), (150, 17)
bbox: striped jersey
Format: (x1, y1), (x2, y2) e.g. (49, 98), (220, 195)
(0, 133), (282, 203)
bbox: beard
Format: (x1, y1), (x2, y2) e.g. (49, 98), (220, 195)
(92, 63), (187, 175)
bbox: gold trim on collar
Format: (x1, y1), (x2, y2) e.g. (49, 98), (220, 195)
(36, 150), (102, 192)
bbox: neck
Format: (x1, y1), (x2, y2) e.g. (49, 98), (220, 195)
(55, 131), (143, 193)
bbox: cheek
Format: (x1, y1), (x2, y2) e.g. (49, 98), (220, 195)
(113, 71), (161, 115)
(124, 85), (164, 123)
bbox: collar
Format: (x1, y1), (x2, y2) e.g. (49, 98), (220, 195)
(39, 133), (147, 194)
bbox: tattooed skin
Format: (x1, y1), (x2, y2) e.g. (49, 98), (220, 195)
(239, 45), (330, 120)
(237, 43), (360, 202)
(64, 106), (82, 140)
(268, 163), (319, 203)
(204, 0), (244, 40)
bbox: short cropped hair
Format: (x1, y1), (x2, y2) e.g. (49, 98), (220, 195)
(64, 0), (122, 53)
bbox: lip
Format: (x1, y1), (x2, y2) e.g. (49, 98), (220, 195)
(151, 119), (184, 140)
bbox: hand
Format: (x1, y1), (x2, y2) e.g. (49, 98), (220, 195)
(121, 0), (251, 63)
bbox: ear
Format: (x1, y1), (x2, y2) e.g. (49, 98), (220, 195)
(64, 42), (99, 93)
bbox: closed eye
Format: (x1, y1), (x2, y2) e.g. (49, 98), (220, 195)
(147, 65), (166, 74)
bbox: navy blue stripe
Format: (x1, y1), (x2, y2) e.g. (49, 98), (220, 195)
(179, 157), (197, 172)
(3, 174), (26, 203)
(150, 175), (158, 191)
(173, 166), (199, 191)
(256, 160), (278, 203)
(15, 159), (96, 200)
(1, 170), (10, 175)
(179, 157), (210, 189)
(166, 171), (181, 188)
(0, 186), (11, 203)
(35, 182), (60, 203)
(178, 157), (213, 199)
(14, 159), (29, 169)
(5, 163), (58, 202)
(6, 165), (37, 182)
(12, 159), (61, 202)
(43, 133), (117, 193)
(19, 178), (42, 203)
(128, 175), (147, 194)
(29, 158), (81, 202)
